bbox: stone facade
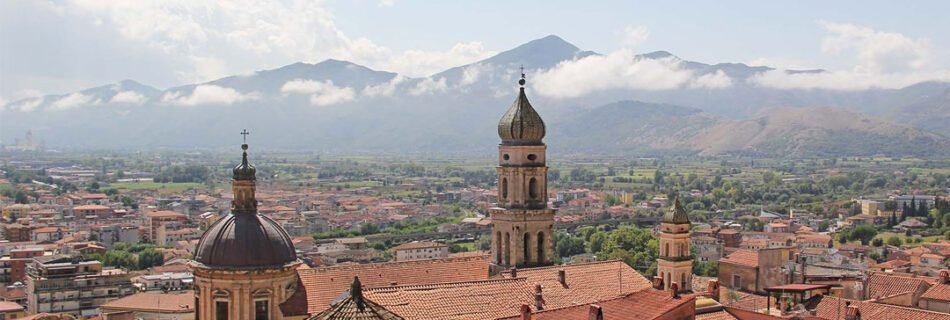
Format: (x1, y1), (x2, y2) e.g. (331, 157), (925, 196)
(191, 263), (299, 320)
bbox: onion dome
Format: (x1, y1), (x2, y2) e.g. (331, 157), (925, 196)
(663, 197), (691, 224)
(498, 72), (546, 145)
(233, 143), (256, 181)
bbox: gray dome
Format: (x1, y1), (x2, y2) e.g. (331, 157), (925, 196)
(498, 85), (545, 145)
(194, 213), (297, 268)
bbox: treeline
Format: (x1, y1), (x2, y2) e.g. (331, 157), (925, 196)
(153, 164), (210, 183)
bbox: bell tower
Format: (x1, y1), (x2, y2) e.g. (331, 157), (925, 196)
(657, 198), (693, 292)
(490, 71), (555, 268)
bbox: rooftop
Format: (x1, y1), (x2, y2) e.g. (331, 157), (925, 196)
(100, 291), (194, 313)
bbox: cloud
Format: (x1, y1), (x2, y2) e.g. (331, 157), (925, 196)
(409, 77), (448, 96)
(281, 79), (356, 106)
(459, 63), (493, 87)
(690, 70), (733, 89)
(749, 22), (950, 90)
(362, 75), (407, 97)
(50, 93), (99, 111)
(532, 50), (704, 98)
(379, 42), (495, 77)
(621, 26), (650, 48)
(10, 98), (43, 112)
(110, 91), (147, 104)
(379, 0), (395, 7)
(162, 85), (259, 106)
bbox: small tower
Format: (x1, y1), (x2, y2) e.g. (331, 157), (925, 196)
(657, 197), (692, 292)
(490, 71), (556, 268)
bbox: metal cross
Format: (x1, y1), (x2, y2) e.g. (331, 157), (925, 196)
(240, 129), (250, 143)
(520, 64), (525, 79)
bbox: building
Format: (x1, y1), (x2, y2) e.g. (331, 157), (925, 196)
(490, 74), (556, 268)
(918, 271), (950, 313)
(0, 247), (46, 284)
(859, 199), (881, 216)
(391, 241), (448, 262)
(0, 301), (25, 319)
(131, 272), (193, 292)
(99, 291), (195, 320)
(95, 225), (140, 248)
(25, 255), (135, 316)
(657, 198), (693, 293)
(146, 211), (187, 245)
(190, 142), (301, 320)
(718, 247), (796, 294)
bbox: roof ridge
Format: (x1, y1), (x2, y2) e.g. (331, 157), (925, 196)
(306, 254), (490, 273)
(365, 277), (527, 291)
(505, 259), (624, 273)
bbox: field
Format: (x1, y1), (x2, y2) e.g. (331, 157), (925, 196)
(110, 181), (204, 194)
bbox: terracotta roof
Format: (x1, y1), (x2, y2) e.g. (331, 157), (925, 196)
(498, 289), (695, 320)
(921, 283), (950, 302)
(310, 277), (404, 320)
(812, 296), (950, 320)
(147, 210), (185, 218)
(867, 272), (933, 300)
(365, 278), (534, 320)
(299, 254), (490, 314)
(721, 250), (759, 268)
(500, 260), (653, 309)
(0, 301), (23, 312)
(100, 291), (194, 313)
(73, 205), (110, 210)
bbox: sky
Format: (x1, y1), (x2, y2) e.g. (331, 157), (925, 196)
(2, 0), (949, 104)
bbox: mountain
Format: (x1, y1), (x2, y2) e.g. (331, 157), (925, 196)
(2, 35), (949, 157)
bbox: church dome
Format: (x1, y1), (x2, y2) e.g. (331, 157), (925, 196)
(194, 141), (297, 269)
(194, 213), (297, 268)
(663, 197), (691, 224)
(498, 75), (545, 145)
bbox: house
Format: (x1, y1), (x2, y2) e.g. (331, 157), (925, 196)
(99, 291), (194, 320)
(718, 247), (796, 294)
(918, 271), (950, 313)
(392, 241), (449, 262)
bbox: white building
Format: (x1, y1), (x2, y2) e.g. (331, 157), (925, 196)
(392, 241), (449, 262)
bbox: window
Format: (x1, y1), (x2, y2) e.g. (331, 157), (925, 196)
(527, 154), (537, 161)
(733, 274), (742, 288)
(529, 178), (538, 199)
(501, 178), (508, 199)
(255, 300), (269, 320)
(503, 154), (510, 160)
(215, 301), (229, 320)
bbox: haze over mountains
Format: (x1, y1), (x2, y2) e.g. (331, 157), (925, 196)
(2, 35), (949, 157)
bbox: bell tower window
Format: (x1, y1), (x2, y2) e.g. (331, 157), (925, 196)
(501, 178), (508, 199)
(529, 178), (538, 199)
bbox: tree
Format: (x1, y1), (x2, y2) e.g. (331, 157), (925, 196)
(136, 248), (165, 270)
(872, 238), (883, 247)
(886, 236), (903, 246)
(849, 225), (878, 245)
(359, 223), (379, 235)
(554, 232), (586, 258)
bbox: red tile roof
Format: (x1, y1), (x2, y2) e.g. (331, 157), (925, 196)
(100, 291), (194, 313)
(501, 260), (653, 309)
(365, 278), (533, 320)
(298, 254), (490, 314)
(721, 250), (759, 268)
(867, 272), (933, 300)
(812, 296), (950, 320)
(498, 289), (696, 320)
(921, 283), (950, 302)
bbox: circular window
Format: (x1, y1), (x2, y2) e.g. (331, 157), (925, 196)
(527, 154), (537, 161)
(503, 154), (510, 160)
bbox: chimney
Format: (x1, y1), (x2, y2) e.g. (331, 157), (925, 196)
(939, 270), (949, 284)
(670, 282), (679, 298)
(653, 276), (664, 290)
(558, 269), (566, 286)
(587, 305), (604, 320)
(511, 268), (518, 278)
(534, 284), (545, 310)
(519, 304), (531, 320)
(844, 304), (861, 320)
(708, 280), (720, 302)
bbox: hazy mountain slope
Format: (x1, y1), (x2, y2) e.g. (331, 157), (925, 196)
(689, 107), (950, 157)
(893, 85), (950, 137)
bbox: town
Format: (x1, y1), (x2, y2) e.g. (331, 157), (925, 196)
(1, 81), (949, 319)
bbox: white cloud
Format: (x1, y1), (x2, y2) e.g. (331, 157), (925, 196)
(690, 70), (733, 89)
(50, 93), (98, 111)
(532, 50), (699, 98)
(749, 22), (950, 91)
(281, 79), (355, 106)
(57, 1), (492, 84)
(162, 85), (259, 106)
(362, 75), (407, 97)
(11, 98), (43, 112)
(0, 96), (7, 111)
(379, 0), (395, 7)
(110, 91), (147, 104)
(621, 26), (650, 48)
(409, 77), (448, 96)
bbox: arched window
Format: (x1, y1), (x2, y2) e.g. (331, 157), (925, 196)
(504, 232), (511, 265)
(501, 178), (508, 199)
(528, 178), (538, 199)
(680, 273), (687, 291)
(523, 233), (531, 265)
(495, 231), (503, 264)
(537, 231), (545, 264)
(664, 243), (670, 257)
